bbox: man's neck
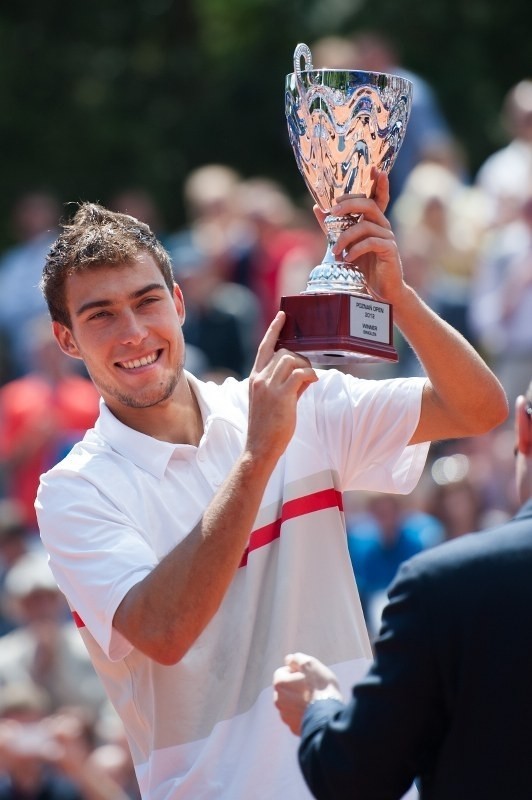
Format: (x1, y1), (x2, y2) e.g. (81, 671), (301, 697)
(106, 376), (204, 446)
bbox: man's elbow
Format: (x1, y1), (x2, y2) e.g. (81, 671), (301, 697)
(114, 602), (193, 666)
(149, 641), (188, 666)
(448, 380), (509, 438)
(471, 386), (509, 434)
(120, 627), (191, 666)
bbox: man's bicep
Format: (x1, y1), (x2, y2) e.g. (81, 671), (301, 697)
(112, 576), (151, 646)
(409, 382), (450, 445)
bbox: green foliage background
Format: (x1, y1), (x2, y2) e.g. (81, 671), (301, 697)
(0, 0), (530, 245)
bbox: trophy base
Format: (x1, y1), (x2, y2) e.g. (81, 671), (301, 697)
(276, 292), (398, 366)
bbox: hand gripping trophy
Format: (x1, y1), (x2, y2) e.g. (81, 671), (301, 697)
(276, 43), (413, 364)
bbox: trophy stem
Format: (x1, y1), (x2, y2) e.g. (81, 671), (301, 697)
(304, 213), (370, 296)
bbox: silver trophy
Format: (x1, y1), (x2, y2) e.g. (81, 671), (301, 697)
(277, 42), (413, 364)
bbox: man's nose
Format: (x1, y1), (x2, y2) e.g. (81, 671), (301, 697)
(119, 311), (148, 345)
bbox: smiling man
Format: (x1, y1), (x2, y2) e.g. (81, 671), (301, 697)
(35, 179), (507, 800)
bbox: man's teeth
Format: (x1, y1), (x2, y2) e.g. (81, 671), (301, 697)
(120, 352), (158, 369)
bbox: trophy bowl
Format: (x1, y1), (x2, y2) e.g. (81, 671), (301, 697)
(276, 43), (413, 365)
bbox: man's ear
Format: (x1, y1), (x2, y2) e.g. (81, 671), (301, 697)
(173, 283), (186, 325)
(52, 321), (82, 360)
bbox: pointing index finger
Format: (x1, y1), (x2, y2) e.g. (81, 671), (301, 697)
(254, 311), (286, 370)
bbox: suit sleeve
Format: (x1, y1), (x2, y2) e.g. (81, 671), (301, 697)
(299, 558), (447, 799)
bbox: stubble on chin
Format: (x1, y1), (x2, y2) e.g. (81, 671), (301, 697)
(97, 366), (182, 410)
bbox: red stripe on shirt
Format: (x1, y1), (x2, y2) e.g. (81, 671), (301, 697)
(239, 488), (343, 567)
(72, 610), (85, 628)
(70, 489), (343, 622)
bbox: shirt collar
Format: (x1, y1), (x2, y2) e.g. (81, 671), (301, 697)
(93, 371), (246, 479)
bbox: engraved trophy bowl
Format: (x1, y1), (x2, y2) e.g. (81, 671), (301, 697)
(276, 42), (413, 365)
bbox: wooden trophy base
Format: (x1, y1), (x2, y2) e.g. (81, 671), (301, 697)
(275, 292), (398, 366)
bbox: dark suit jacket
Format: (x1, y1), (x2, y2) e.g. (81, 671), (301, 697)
(300, 499), (532, 799)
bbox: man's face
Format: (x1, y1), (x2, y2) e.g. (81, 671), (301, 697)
(53, 254), (186, 419)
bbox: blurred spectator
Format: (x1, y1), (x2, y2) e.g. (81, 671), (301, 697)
(233, 176), (322, 327)
(475, 79), (532, 227)
(0, 550), (107, 714)
(0, 192), (60, 380)
(392, 161), (488, 349)
(108, 188), (168, 246)
(312, 31), (455, 207)
(424, 460), (486, 542)
(0, 684), (130, 800)
(425, 427), (519, 531)
(168, 166), (321, 356)
(170, 239), (252, 377)
(0, 317), (100, 531)
(91, 700), (141, 799)
(352, 31), (456, 204)
(0, 499), (32, 636)
(166, 163), (244, 280)
(471, 427), (519, 520)
(167, 163), (266, 374)
(347, 493), (440, 638)
(86, 744), (141, 800)
(0, 500), (29, 576)
(310, 35), (362, 70)
(469, 194), (532, 404)
(208, 278), (263, 375)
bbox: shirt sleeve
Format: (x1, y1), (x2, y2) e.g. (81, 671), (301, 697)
(36, 470), (156, 662)
(312, 370), (430, 494)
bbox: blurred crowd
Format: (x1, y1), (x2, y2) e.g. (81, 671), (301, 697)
(0, 29), (531, 797)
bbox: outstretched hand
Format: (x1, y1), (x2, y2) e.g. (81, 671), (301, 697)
(313, 168), (406, 306)
(273, 652), (343, 736)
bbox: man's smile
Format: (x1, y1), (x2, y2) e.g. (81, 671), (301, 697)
(117, 350), (161, 370)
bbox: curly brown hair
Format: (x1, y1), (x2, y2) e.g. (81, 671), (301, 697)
(40, 202), (175, 327)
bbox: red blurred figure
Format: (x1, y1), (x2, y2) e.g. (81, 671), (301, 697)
(0, 318), (99, 531)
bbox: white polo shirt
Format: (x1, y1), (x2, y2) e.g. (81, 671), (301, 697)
(36, 369), (429, 800)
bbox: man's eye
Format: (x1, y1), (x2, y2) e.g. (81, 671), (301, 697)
(88, 310), (111, 320)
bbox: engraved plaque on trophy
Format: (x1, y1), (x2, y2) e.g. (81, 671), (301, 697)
(276, 43), (413, 365)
